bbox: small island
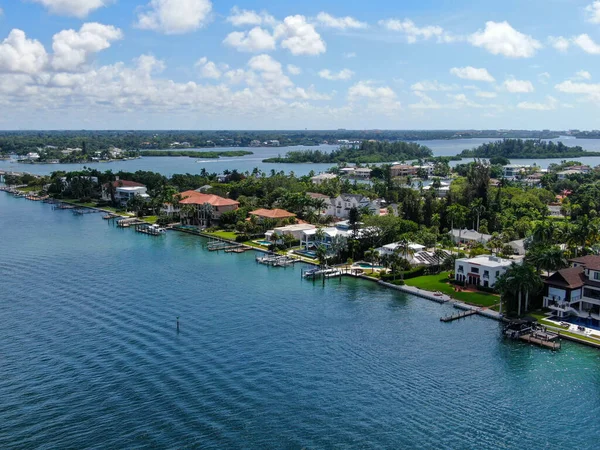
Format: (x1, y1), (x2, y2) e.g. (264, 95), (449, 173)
(458, 139), (600, 159)
(263, 141), (433, 164)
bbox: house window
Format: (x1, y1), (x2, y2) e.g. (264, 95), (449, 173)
(594, 272), (600, 281)
(458, 265), (464, 272)
(496, 271), (500, 277)
(483, 270), (489, 278)
(471, 267), (479, 274)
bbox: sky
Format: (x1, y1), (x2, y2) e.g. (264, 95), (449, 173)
(0, 0), (599, 130)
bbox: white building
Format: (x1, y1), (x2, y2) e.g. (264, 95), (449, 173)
(328, 194), (383, 219)
(265, 224), (316, 242)
(376, 242), (426, 256)
(311, 173), (337, 185)
(26, 152), (40, 160)
(454, 255), (515, 288)
(502, 164), (530, 180)
(300, 227), (349, 251)
(102, 180), (149, 205)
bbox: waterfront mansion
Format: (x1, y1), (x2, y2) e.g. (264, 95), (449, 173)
(544, 255), (600, 321)
(454, 255), (515, 288)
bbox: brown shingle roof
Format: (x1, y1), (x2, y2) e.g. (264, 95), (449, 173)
(569, 255), (600, 271)
(250, 208), (296, 219)
(178, 190), (239, 207)
(544, 266), (585, 289)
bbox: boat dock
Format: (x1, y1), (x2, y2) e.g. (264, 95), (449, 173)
(72, 208), (101, 215)
(519, 332), (561, 350)
(52, 203), (76, 210)
(440, 309), (478, 322)
(117, 218), (145, 228)
(134, 223), (166, 236)
(256, 254), (298, 267)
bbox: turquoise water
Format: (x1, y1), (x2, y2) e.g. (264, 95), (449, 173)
(2, 193), (600, 448)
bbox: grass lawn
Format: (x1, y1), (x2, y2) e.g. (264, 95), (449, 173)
(404, 272), (500, 307)
(207, 230), (238, 240)
(143, 216), (158, 224)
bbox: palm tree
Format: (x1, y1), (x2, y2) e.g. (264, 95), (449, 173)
(526, 246), (568, 276)
(364, 247), (378, 274)
(397, 236), (415, 263)
(315, 227), (326, 249)
(496, 263), (541, 316)
(433, 249), (447, 274)
(330, 234), (348, 264)
(179, 204), (196, 225)
(471, 198), (486, 232)
(315, 245), (328, 269)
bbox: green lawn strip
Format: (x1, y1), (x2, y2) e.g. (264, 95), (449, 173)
(143, 216), (158, 224)
(208, 230), (238, 240)
(403, 272), (499, 307)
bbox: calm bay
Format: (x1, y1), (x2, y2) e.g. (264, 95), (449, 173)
(1, 192), (600, 448)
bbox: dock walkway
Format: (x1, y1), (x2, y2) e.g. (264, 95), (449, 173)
(440, 309), (478, 322)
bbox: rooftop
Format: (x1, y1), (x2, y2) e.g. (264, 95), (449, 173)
(456, 255), (514, 268)
(545, 266), (586, 289)
(178, 190), (239, 207)
(569, 255), (600, 271)
(250, 208), (296, 219)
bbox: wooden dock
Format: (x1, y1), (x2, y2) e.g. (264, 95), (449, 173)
(519, 333), (561, 350)
(440, 309), (478, 322)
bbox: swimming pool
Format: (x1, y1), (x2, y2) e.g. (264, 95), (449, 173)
(356, 263), (383, 269)
(295, 250), (317, 259)
(551, 315), (600, 331)
(255, 240), (272, 246)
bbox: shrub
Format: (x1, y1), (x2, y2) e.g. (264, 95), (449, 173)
(235, 234), (249, 242)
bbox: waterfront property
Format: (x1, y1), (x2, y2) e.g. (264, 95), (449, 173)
(165, 190), (239, 227)
(265, 223), (316, 242)
(454, 255), (514, 288)
(390, 164), (418, 178)
(310, 173), (337, 185)
(249, 208), (296, 225)
(101, 180), (149, 206)
(543, 255), (600, 321)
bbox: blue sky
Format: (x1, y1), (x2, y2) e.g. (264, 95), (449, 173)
(0, 0), (599, 129)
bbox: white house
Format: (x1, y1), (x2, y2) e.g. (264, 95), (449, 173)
(311, 173), (337, 185)
(26, 152), (40, 160)
(502, 164), (530, 180)
(454, 255), (515, 288)
(329, 194), (383, 219)
(376, 242), (426, 256)
(102, 180), (149, 205)
(300, 227), (349, 251)
(265, 224), (316, 242)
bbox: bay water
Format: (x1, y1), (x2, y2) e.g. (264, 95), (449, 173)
(1, 193), (600, 448)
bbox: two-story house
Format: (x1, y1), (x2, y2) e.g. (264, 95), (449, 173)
(454, 255), (515, 288)
(543, 255), (600, 321)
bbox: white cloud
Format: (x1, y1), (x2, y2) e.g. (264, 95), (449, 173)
(287, 64), (301, 75)
(548, 36), (570, 52)
(134, 54), (165, 75)
(136, 0), (212, 35)
(319, 68), (354, 81)
(379, 18), (449, 43)
(586, 1), (600, 24)
(410, 80), (458, 91)
(450, 66), (495, 82)
(343, 52), (357, 58)
(226, 7), (276, 27)
(575, 70), (592, 80)
(555, 80), (600, 103)
(538, 72), (551, 84)
(51, 23), (123, 71)
(31, 0), (111, 18)
(0, 29), (48, 74)
(348, 80), (400, 113)
(274, 15), (326, 56)
(503, 79), (534, 93)
(223, 27), (276, 52)
(195, 56), (221, 79)
(315, 12), (367, 30)
(469, 21), (541, 58)
(573, 34), (600, 54)
(517, 96), (557, 111)
(475, 91), (497, 98)
(409, 91), (441, 109)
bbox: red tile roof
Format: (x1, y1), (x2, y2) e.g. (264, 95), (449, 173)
(250, 208), (296, 219)
(178, 190), (239, 207)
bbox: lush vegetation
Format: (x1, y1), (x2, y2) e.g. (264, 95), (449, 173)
(138, 150), (253, 158)
(263, 141), (433, 164)
(459, 139), (600, 159)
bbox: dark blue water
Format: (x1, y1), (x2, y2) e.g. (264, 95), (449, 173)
(2, 193), (600, 449)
